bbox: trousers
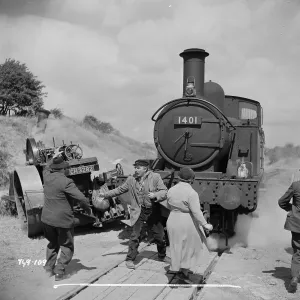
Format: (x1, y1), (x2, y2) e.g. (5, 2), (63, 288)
(126, 204), (166, 261)
(291, 231), (300, 278)
(42, 222), (75, 275)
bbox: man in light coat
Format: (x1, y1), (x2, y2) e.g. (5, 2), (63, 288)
(99, 159), (168, 269)
(278, 180), (300, 292)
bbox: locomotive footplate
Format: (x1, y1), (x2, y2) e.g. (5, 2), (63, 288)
(157, 171), (259, 211)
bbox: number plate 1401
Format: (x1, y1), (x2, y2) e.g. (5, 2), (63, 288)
(174, 116), (201, 125)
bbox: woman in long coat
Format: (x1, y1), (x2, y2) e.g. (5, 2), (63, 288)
(166, 167), (213, 283)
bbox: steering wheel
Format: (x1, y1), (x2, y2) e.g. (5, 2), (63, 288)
(116, 163), (124, 176)
(64, 144), (83, 160)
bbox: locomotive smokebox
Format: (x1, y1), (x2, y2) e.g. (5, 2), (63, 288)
(180, 48), (209, 98)
(36, 108), (50, 134)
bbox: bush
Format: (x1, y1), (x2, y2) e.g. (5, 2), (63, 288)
(265, 143), (300, 165)
(82, 115), (115, 134)
(0, 197), (17, 216)
(0, 148), (12, 187)
(50, 108), (64, 119)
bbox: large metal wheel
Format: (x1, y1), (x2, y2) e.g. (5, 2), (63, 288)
(26, 138), (39, 165)
(13, 166), (44, 237)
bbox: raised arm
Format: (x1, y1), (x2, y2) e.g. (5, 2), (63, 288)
(278, 184), (294, 212)
(101, 177), (130, 198)
(187, 191), (207, 226)
(64, 178), (90, 211)
(153, 174), (168, 202)
(43, 148), (63, 177)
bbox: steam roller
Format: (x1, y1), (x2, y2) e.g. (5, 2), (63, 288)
(9, 136), (127, 238)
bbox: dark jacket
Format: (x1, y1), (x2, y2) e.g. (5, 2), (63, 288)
(103, 171), (167, 226)
(41, 158), (90, 228)
(278, 181), (300, 233)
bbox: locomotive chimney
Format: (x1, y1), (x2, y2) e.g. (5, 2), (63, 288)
(36, 108), (50, 134)
(179, 48), (209, 98)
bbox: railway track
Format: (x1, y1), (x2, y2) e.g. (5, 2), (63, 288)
(263, 167), (300, 183)
(53, 242), (229, 300)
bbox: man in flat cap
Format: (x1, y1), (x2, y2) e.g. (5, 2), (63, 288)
(99, 159), (168, 269)
(278, 178), (300, 292)
(41, 148), (91, 281)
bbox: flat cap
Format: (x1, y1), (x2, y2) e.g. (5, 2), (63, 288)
(133, 159), (150, 167)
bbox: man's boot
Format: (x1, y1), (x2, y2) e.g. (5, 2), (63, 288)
(55, 273), (64, 281)
(125, 260), (135, 269)
(55, 273), (72, 281)
(288, 277), (298, 292)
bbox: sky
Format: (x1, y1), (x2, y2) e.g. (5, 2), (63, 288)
(0, 0), (299, 148)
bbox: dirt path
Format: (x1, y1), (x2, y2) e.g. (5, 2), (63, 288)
(198, 245), (299, 300)
(1, 161), (300, 300)
(195, 162), (300, 300)
(0, 217), (132, 300)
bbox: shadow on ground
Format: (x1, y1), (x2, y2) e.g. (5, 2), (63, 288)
(24, 219), (130, 240)
(65, 258), (97, 276)
(73, 220), (128, 237)
(285, 247), (293, 255)
(163, 265), (204, 289)
(263, 267), (295, 293)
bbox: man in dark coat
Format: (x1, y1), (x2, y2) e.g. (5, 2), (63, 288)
(99, 159), (168, 269)
(41, 149), (91, 281)
(278, 180), (300, 292)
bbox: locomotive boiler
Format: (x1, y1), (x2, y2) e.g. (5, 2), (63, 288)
(116, 48), (265, 245)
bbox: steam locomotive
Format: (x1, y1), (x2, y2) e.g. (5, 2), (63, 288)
(116, 48), (265, 245)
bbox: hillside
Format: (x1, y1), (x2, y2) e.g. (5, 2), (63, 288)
(0, 114), (157, 189)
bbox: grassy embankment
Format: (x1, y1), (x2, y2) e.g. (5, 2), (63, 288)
(0, 114), (156, 215)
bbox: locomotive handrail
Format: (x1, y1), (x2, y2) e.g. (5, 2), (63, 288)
(151, 97), (236, 129)
(151, 98), (182, 121)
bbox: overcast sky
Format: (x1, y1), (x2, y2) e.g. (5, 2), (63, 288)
(0, 0), (299, 148)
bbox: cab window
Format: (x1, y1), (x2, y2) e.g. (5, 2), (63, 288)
(239, 102), (257, 120)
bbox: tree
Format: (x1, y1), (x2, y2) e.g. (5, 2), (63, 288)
(0, 58), (47, 116)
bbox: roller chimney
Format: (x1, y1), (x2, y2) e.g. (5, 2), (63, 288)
(179, 48), (209, 98)
(36, 108), (50, 134)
